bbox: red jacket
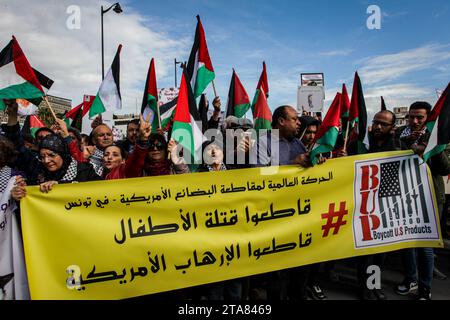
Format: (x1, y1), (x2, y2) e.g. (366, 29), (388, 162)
(105, 145), (148, 180)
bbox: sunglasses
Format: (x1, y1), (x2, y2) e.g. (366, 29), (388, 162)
(149, 141), (165, 151)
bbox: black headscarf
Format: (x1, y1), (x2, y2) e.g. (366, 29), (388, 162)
(38, 134), (73, 181)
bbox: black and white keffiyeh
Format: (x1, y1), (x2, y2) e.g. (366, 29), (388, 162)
(400, 126), (427, 144)
(89, 148), (104, 177)
(60, 159), (78, 182)
(206, 163), (227, 172)
(0, 166), (12, 193)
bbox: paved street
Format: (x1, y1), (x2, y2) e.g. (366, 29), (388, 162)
(316, 239), (450, 300)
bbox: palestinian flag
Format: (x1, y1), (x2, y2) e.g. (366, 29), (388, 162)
(340, 83), (350, 118)
(423, 82), (450, 163)
(21, 115), (45, 138)
(339, 83), (351, 137)
(17, 98), (38, 116)
(251, 61), (269, 115)
(0, 36), (45, 110)
(141, 58), (160, 132)
(28, 68), (53, 100)
(90, 44), (122, 118)
(253, 86), (272, 130)
(226, 69), (251, 118)
(80, 95), (96, 134)
(381, 96), (387, 111)
(159, 98), (178, 132)
(19, 68), (54, 114)
(63, 102), (83, 130)
(186, 15), (215, 99)
(349, 71), (368, 153)
(310, 93), (341, 165)
(170, 68), (204, 163)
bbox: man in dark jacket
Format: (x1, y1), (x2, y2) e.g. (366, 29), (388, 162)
(394, 101), (450, 300)
(116, 119), (139, 154)
(350, 110), (405, 300)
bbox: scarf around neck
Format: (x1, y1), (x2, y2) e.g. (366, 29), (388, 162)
(144, 160), (171, 176)
(89, 148), (104, 177)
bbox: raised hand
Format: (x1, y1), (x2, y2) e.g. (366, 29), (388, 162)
(83, 145), (96, 159)
(237, 135), (250, 154)
(5, 99), (19, 125)
(91, 115), (103, 129)
(212, 96), (221, 112)
(139, 113), (152, 142)
(168, 138), (184, 165)
(54, 118), (69, 138)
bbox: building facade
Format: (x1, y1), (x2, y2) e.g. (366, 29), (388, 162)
(0, 94), (71, 126)
(393, 107), (408, 127)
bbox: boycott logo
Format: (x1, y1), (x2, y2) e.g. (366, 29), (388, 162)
(353, 155), (439, 248)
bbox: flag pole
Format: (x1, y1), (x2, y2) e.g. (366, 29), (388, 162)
(299, 127), (307, 141)
(43, 96), (58, 121)
(211, 79), (218, 97)
(342, 120), (350, 152)
(157, 103), (162, 128)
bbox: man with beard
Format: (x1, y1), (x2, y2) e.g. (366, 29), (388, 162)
(262, 105), (315, 167)
(369, 110), (405, 152)
(349, 110), (405, 300)
(116, 119), (139, 153)
(297, 115), (320, 150)
(254, 106), (324, 301)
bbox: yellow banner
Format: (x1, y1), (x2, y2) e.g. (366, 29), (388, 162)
(21, 151), (443, 300)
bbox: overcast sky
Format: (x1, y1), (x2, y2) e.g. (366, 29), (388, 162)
(1, 0), (449, 115)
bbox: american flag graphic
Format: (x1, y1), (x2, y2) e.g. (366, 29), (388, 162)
(378, 158), (429, 228)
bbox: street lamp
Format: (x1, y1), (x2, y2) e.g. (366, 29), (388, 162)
(101, 3), (123, 79)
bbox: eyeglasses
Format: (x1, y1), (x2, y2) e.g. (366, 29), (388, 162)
(372, 120), (393, 127)
(149, 141), (165, 151)
(38, 151), (59, 161)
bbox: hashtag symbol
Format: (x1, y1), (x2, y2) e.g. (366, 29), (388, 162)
(321, 202), (348, 237)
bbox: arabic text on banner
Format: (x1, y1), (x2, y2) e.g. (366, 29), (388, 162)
(21, 151), (443, 299)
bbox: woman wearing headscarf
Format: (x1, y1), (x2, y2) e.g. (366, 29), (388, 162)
(12, 133), (101, 198)
(53, 118), (113, 177)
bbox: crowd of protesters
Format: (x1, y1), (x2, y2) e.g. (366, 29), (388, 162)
(1, 96), (449, 300)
